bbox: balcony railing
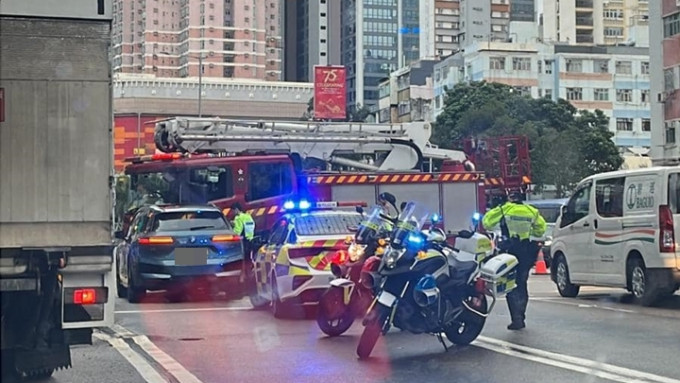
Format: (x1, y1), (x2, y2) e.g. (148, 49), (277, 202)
(576, 17), (594, 26)
(576, 34), (594, 43)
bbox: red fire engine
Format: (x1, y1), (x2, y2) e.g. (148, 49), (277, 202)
(120, 117), (530, 237)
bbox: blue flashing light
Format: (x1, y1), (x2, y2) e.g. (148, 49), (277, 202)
(472, 212), (481, 221)
(299, 200), (312, 210)
(408, 233), (423, 245)
(283, 200), (295, 210)
(431, 213), (441, 223)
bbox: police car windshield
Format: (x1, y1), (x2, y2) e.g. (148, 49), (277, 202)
(294, 213), (363, 236)
(152, 211), (230, 232)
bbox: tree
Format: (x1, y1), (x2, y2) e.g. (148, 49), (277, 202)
(434, 81), (623, 196)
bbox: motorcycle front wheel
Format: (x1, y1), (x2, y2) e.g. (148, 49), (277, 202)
(356, 304), (388, 360)
(316, 287), (355, 337)
(444, 295), (488, 346)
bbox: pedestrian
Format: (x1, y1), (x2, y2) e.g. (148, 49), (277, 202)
(481, 190), (546, 330)
(232, 203), (256, 279)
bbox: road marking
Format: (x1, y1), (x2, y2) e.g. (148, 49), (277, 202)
(133, 335), (203, 383)
(94, 331), (167, 383)
(475, 336), (680, 383)
(532, 297), (639, 314)
(110, 324), (204, 383)
(115, 305), (253, 314)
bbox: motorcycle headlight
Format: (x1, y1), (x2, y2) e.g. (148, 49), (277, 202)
(348, 243), (366, 262)
(384, 248), (405, 269)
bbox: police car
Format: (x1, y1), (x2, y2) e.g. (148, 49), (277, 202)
(249, 200), (365, 318)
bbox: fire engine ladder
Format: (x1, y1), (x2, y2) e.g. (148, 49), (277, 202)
(152, 117), (467, 171)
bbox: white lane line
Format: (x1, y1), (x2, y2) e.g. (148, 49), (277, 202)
(132, 335), (203, 383)
(115, 305), (253, 314)
(471, 340), (642, 383)
(531, 297), (640, 314)
(476, 336), (680, 383)
(110, 323), (204, 383)
(94, 331), (167, 383)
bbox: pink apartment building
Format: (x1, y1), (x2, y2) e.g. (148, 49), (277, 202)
(112, 0), (282, 80)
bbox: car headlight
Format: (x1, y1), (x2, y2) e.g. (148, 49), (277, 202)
(384, 248), (405, 269)
(348, 243), (366, 262)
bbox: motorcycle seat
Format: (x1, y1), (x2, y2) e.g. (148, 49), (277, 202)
(448, 259), (477, 285)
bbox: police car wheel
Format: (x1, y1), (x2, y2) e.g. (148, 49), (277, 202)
(555, 256), (579, 298)
(270, 275), (287, 318)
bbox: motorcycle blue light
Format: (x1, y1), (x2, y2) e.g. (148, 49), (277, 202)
(283, 200), (295, 210)
(431, 213), (440, 223)
(298, 200), (311, 210)
(408, 233), (423, 245)
(473, 212), (481, 221)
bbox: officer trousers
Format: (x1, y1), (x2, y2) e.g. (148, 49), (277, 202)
(506, 240), (539, 323)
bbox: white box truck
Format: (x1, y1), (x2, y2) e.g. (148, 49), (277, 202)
(0, 0), (115, 380)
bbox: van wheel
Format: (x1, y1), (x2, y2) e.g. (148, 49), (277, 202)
(628, 258), (659, 307)
(554, 256), (580, 298)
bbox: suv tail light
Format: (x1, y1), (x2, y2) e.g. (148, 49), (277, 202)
(139, 236), (174, 245)
(212, 234), (240, 243)
(659, 205), (676, 253)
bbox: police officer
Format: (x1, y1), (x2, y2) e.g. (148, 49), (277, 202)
(482, 190), (546, 330)
(232, 203), (255, 277)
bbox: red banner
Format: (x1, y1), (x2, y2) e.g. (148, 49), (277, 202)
(0, 88), (5, 122)
(314, 66), (347, 120)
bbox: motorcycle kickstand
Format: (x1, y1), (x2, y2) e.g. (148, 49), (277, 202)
(436, 332), (449, 352)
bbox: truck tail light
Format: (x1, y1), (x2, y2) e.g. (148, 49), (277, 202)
(139, 236), (174, 245)
(73, 289), (97, 305)
(659, 205), (676, 253)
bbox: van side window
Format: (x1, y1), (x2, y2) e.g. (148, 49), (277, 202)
(248, 162), (293, 201)
(669, 173), (680, 214)
(561, 183), (592, 228)
(595, 177), (625, 217)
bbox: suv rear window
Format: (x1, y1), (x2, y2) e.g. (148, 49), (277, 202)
(152, 211), (229, 232)
(669, 173), (680, 214)
(294, 214), (363, 236)
(535, 207), (561, 223)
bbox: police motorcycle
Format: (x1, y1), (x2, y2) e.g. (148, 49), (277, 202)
(356, 202), (520, 359)
(316, 205), (391, 337)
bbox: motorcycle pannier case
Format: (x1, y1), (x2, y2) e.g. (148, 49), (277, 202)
(479, 253), (519, 297)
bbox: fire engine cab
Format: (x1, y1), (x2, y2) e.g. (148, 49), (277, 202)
(119, 117), (530, 239)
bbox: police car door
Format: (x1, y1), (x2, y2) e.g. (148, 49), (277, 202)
(559, 181), (595, 283)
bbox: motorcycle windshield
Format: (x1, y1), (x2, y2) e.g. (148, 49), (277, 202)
(355, 205), (383, 244)
(391, 201), (430, 248)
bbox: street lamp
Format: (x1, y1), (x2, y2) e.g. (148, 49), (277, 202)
(160, 51), (207, 117)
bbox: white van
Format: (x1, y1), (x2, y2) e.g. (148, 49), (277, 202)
(550, 166), (680, 306)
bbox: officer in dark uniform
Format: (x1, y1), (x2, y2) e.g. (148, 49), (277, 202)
(482, 190), (546, 330)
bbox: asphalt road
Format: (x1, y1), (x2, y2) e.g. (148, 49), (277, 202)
(42, 275), (680, 383)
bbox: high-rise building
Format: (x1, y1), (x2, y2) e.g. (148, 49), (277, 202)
(650, 0), (680, 165)
(342, 0), (421, 111)
(459, 0), (511, 46)
(540, 0), (649, 47)
(111, 0), (283, 80)
(283, 0), (342, 82)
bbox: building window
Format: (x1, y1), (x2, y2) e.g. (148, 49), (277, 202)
(594, 59), (609, 73)
(604, 27), (624, 37)
(616, 118), (633, 131)
(603, 9), (623, 19)
(544, 60), (553, 74)
(664, 12), (680, 38)
(566, 59), (582, 73)
(666, 122), (677, 143)
(665, 69), (676, 91)
(642, 119), (651, 132)
(641, 89), (650, 103)
(615, 61), (632, 74)
(512, 57), (531, 71)
(567, 87), (583, 101)
(616, 89), (632, 102)
(489, 57), (505, 70)
(594, 88), (609, 101)
(641, 61), (650, 75)
(513, 86), (531, 97)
